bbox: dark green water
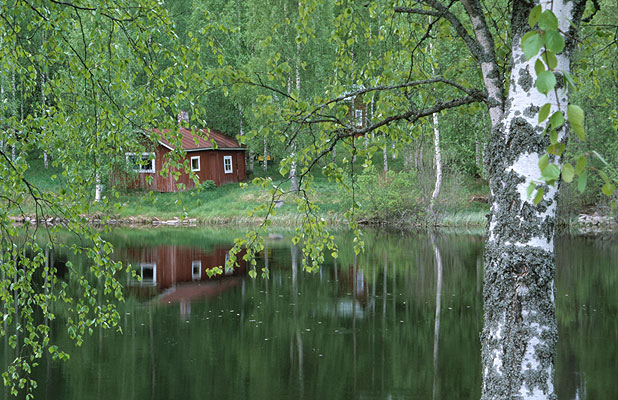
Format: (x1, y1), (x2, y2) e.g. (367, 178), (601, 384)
(4, 229), (617, 399)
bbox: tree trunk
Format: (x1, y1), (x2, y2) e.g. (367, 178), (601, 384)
(429, 110), (442, 214)
(288, 0), (301, 192)
(263, 137), (268, 172)
(94, 173), (102, 203)
(480, 1), (584, 399)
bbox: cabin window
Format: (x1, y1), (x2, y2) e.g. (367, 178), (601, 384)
(190, 156), (200, 172)
(192, 260), (202, 280)
(126, 152), (155, 173)
(223, 156), (233, 174)
(224, 252), (233, 275)
(354, 109), (363, 127)
(136, 263), (156, 285)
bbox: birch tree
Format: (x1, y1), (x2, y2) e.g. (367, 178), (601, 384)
(219, 1), (610, 399)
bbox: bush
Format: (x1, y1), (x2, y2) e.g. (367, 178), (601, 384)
(352, 167), (426, 222)
(198, 180), (217, 191)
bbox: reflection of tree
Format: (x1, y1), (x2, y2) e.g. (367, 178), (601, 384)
(32, 233), (491, 399)
(290, 243), (304, 397)
(430, 233), (442, 400)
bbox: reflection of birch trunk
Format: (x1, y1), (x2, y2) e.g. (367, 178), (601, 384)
(352, 253), (358, 393)
(430, 233), (443, 400)
(290, 243), (304, 395)
(148, 309), (156, 400)
(381, 252), (387, 392)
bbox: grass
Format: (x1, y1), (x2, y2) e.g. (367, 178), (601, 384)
(18, 152), (492, 228)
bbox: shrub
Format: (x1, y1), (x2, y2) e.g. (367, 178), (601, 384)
(352, 166), (426, 222)
(198, 180), (217, 191)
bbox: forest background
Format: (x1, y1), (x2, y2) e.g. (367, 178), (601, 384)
(0, 0), (617, 398)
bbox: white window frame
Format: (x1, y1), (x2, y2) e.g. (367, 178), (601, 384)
(224, 252), (233, 275)
(192, 260), (202, 280)
(223, 155), (233, 174)
(126, 152), (155, 173)
(190, 156), (201, 172)
(354, 109), (363, 127)
(129, 262), (156, 286)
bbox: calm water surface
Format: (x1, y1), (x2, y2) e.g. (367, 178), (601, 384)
(5, 229), (616, 399)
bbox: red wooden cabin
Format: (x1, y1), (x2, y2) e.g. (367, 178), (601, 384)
(125, 127), (246, 192)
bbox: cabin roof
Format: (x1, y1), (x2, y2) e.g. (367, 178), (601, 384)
(155, 127), (244, 151)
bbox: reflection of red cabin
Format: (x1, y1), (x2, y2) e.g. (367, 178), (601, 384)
(122, 244), (247, 302)
(126, 128), (247, 192)
(337, 266), (370, 308)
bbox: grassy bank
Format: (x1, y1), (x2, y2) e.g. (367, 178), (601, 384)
(20, 154), (491, 228)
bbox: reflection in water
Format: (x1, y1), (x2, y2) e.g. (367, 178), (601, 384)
(120, 245), (247, 307)
(9, 231), (615, 400)
(430, 233), (442, 400)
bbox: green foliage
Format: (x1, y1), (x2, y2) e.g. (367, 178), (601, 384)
(351, 167), (425, 223)
(198, 180), (217, 191)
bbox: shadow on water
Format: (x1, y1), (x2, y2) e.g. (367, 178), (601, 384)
(2, 229), (614, 400)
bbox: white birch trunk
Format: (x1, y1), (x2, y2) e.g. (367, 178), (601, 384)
(480, 2), (584, 399)
(428, 35), (442, 214)
(288, 0), (301, 192)
(263, 137), (268, 172)
(383, 143), (388, 173)
(94, 173), (102, 203)
(429, 111), (442, 213)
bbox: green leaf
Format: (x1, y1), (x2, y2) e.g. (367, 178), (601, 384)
(535, 59), (545, 75)
(549, 111), (564, 129)
(598, 170), (610, 184)
(562, 163), (575, 183)
(571, 122), (586, 141)
(578, 170), (588, 193)
(522, 31), (542, 60)
(538, 10), (559, 31)
(544, 51), (558, 69)
(543, 30), (565, 53)
(536, 71), (556, 94)
(563, 71), (576, 89)
(542, 163), (560, 183)
(528, 5), (542, 28)
(527, 182), (536, 198)
(575, 156), (586, 175)
(567, 105), (584, 125)
(549, 129), (558, 145)
(592, 150), (608, 166)
(538, 153), (549, 171)
(533, 187), (545, 205)
(568, 105), (586, 141)
(601, 183), (615, 196)
(538, 103), (551, 123)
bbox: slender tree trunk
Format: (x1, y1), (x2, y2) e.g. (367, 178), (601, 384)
(477, 1), (585, 399)
(428, 35), (442, 214)
(94, 173), (102, 202)
(263, 136), (267, 172)
(11, 58), (16, 162)
(429, 111), (442, 213)
(383, 143), (388, 173)
(288, 0), (301, 192)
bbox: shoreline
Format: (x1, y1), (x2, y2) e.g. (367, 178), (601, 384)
(9, 211), (616, 235)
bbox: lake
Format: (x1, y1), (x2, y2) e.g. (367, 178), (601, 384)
(4, 228), (616, 399)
